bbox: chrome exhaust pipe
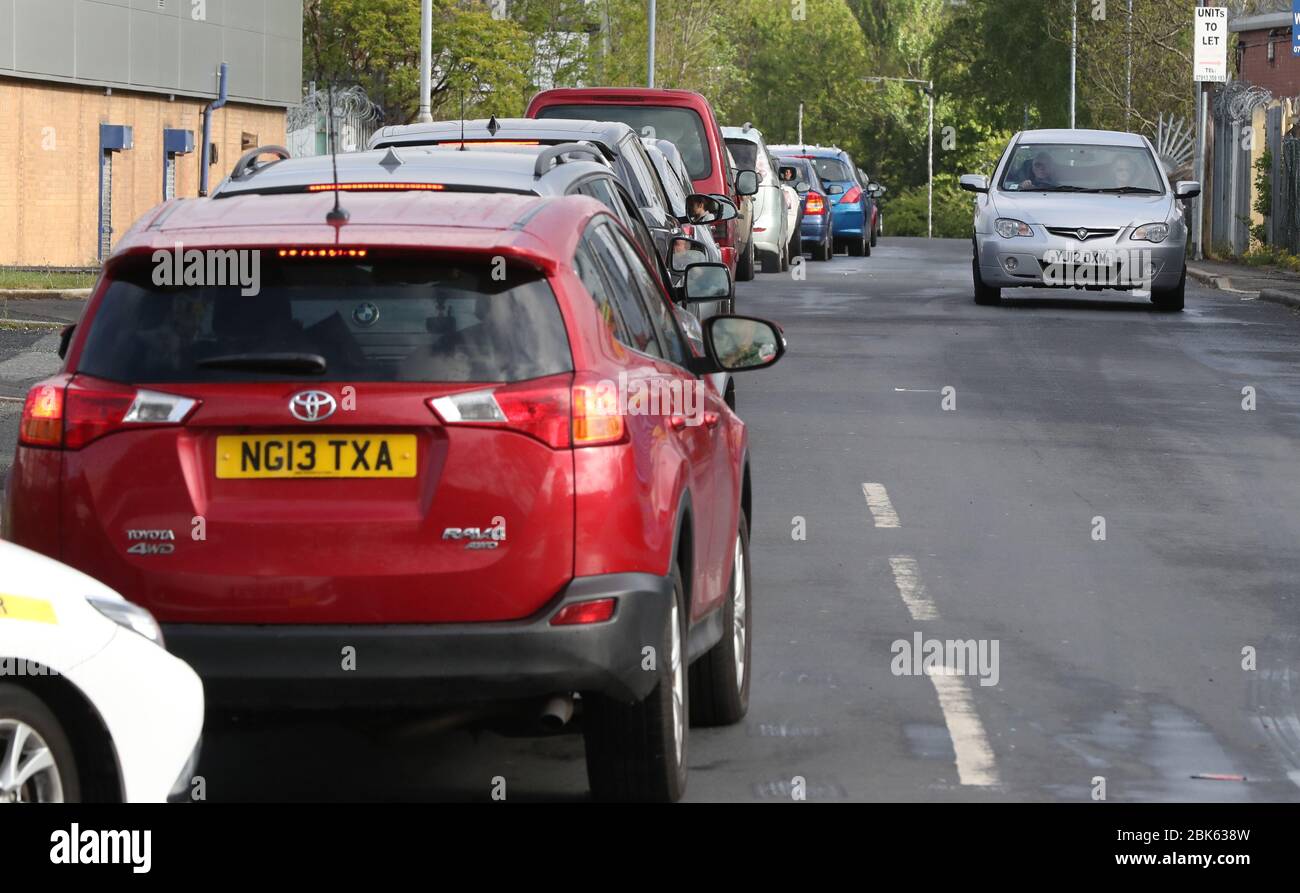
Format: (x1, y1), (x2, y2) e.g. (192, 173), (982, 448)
(538, 695), (574, 731)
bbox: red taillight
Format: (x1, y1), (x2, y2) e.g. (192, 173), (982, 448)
(18, 377), (198, 450)
(842, 186), (862, 204)
(550, 598), (617, 626)
(19, 383), (64, 447)
(429, 372), (628, 450)
(430, 373), (573, 449)
(805, 192), (826, 215)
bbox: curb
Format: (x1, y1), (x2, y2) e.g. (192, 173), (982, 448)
(0, 288), (92, 301)
(1185, 266), (1255, 295)
(1259, 288), (1300, 310)
(0, 318), (67, 330)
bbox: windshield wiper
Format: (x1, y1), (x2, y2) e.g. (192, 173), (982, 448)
(1097, 186), (1163, 194)
(197, 352), (327, 374)
(1035, 185), (1096, 192)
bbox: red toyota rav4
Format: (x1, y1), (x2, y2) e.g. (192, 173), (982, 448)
(526, 88), (760, 282)
(3, 185), (784, 802)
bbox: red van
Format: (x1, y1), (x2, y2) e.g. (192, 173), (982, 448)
(526, 88), (759, 282)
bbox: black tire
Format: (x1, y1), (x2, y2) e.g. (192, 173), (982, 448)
(0, 683), (81, 802)
(787, 221), (802, 261)
(973, 255), (1001, 305)
(870, 223), (879, 248)
(735, 236), (756, 282)
(848, 233), (865, 257)
(862, 233), (872, 257)
(812, 234), (831, 262)
(1150, 269), (1186, 311)
(689, 514), (752, 727)
(583, 564), (689, 802)
(760, 248), (781, 274)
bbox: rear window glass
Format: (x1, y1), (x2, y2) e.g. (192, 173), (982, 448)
(536, 104), (713, 181)
(811, 157), (852, 181)
(726, 140), (758, 171)
(78, 255), (573, 384)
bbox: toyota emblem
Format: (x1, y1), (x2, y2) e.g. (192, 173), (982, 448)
(289, 390), (337, 422)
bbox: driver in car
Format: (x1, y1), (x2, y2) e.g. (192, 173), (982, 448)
(1019, 152), (1058, 190)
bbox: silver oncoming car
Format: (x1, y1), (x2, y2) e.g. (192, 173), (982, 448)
(960, 129), (1200, 311)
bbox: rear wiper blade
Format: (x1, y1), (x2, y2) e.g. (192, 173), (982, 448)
(197, 352), (327, 374)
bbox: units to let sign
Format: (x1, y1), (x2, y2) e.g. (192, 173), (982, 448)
(1194, 6), (1228, 82)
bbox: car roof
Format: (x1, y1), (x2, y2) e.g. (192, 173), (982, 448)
(209, 146), (612, 199)
(721, 125), (766, 144)
(768, 144), (847, 158)
(110, 191), (612, 273)
(530, 87), (714, 109)
(1015, 129), (1148, 146)
(369, 117), (636, 154)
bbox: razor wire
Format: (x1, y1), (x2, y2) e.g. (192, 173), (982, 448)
(1214, 82), (1274, 123)
(286, 85), (384, 156)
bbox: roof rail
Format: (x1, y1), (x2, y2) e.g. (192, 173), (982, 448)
(533, 142), (606, 177)
(229, 145), (291, 181)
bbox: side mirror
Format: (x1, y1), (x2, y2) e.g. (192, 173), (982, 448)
(670, 236), (710, 272)
(58, 323), (76, 360)
(704, 315), (785, 372)
(959, 174), (988, 194)
(680, 193), (736, 224)
(1175, 180), (1201, 200)
(795, 180), (810, 193)
(683, 262), (732, 303)
(734, 169), (759, 196)
(824, 183), (844, 196)
(870, 184), (886, 197)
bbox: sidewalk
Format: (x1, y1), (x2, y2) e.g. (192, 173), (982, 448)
(1186, 259), (1300, 309)
(0, 296), (88, 328)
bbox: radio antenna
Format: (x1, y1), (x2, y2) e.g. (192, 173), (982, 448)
(325, 83), (349, 227)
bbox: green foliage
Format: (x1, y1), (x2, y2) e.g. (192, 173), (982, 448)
(886, 181), (975, 239)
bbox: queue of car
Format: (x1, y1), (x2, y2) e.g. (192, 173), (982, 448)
(0, 86), (879, 803)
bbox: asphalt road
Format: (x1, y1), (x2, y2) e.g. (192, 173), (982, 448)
(4, 239), (1300, 801)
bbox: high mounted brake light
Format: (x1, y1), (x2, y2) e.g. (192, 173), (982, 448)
(304, 183), (445, 192)
(276, 249), (369, 258)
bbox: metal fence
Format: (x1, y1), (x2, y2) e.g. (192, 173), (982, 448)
(1209, 82), (1271, 255)
(286, 85), (384, 157)
(1276, 135), (1300, 254)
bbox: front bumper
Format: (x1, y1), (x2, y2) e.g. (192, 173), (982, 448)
(163, 572), (675, 710)
(976, 231), (1186, 289)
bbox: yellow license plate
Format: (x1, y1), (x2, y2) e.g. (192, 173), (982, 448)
(216, 434), (417, 479)
(0, 594), (57, 625)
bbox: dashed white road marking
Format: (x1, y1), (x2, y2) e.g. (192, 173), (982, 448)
(888, 556), (940, 621)
(927, 666), (1002, 787)
(860, 482), (900, 528)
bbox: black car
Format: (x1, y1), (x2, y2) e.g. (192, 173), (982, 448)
(369, 118), (711, 294)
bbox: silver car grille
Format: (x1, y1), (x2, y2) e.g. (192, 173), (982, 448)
(1045, 226), (1120, 242)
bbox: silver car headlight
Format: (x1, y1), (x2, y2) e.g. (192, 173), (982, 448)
(995, 218), (1033, 238)
(87, 595), (165, 647)
(1131, 222), (1170, 243)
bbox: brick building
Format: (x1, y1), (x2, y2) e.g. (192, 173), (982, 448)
(1231, 10), (1300, 98)
(0, 0), (303, 268)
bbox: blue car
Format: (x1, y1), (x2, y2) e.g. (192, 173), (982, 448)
(774, 155), (834, 262)
(770, 144), (874, 257)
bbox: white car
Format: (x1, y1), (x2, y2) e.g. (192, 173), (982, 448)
(0, 541), (203, 802)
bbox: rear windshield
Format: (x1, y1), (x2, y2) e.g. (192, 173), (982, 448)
(78, 255), (573, 384)
(810, 157), (852, 182)
(536, 104), (713, 181)
(726, 140), (758, 171)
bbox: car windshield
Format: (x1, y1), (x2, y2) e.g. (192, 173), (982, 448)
(1000, 143), (1165, 193)
(78, 255), (573, 384)
(536, 104), (713, 180)
(810, 157), (852, 182)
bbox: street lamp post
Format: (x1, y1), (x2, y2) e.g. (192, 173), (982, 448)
(1070, 0), (1077, 129)
(418, 0), (433, 123)
(647, 0), (656, 89)
(865, 76), (935, 239)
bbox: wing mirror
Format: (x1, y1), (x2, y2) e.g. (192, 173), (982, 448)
(57, 324), (76, 360)
(734, 169), (759, 196)
(682, 262), (732, 303)
(1175, 180), (1201, 200)
(690, 314), (786, 374)
(959, 174), (989, 194)
(680, 193), (737, 224)
(824, 183), (844, 196)
(669, 236), (710, 272)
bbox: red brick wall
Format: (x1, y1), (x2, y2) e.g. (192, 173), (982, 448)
(1236, 28), (1300, 98)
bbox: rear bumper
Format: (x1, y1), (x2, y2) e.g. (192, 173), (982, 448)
(831, 204), (866, 237)
(163, 572), (674, 710)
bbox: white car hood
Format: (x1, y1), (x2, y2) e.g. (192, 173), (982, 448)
(991, 190), (1173, 229)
